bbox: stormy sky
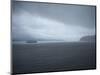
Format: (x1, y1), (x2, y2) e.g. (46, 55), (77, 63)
(12, 1), (96, 42)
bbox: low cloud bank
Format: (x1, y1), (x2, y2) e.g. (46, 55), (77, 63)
(12, 10), (95, 42)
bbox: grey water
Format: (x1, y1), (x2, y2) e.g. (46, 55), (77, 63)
(12, 42), (96, 74)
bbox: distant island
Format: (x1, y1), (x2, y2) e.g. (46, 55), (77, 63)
(80, 35), (96, 42)
(26, 40), (37, 43)
(13, 40), (37, 43)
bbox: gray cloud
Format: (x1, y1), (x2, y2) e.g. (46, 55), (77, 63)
(12, 1), (96, 42)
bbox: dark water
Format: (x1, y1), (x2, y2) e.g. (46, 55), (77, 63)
(12, 42), (96, 74)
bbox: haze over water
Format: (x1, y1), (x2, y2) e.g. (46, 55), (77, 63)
(12, 1), (96, 42)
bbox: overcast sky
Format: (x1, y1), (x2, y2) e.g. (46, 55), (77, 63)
(12, 1), (96, 42)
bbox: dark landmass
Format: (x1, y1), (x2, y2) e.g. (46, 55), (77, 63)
(80, 35), (96, 42)
(26, 40), (37, 43)
(13, 40), (37, 44)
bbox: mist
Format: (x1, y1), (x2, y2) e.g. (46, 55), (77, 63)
(12, 1), (96, 42)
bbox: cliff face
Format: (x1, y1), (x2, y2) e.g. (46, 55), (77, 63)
(80, 35), (96, 42)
